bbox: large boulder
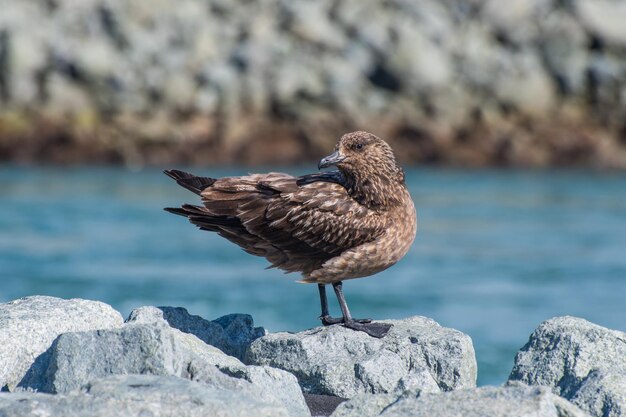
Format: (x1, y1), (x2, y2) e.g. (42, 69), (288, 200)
(245, 316), (477, 398)
(0, 374), (290, 417)
(331, 383), (590, 417)
(126, 305), (265, 361)
(18, 322), (309, 417)
(508, 316), (626, 417)
(0, 296), (124, 391)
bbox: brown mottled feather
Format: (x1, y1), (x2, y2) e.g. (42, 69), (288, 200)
(164, 131), (417, 284)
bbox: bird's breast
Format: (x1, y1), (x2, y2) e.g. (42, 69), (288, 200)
(305, 190), (417, 284)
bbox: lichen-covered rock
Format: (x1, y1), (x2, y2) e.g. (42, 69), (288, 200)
(508, 316), (626, 417)
(331, 383), (591, 417)
(0, 296), (124, 391)
(18, 322), (309, 417)
(245, 316), (477, 398)
(0, 375), (291, 417)
(126, 306), (266, 361)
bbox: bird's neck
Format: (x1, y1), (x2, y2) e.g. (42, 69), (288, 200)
(342, 169), (406, 210)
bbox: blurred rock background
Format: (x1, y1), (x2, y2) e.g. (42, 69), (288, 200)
(0, 0), (625, 167)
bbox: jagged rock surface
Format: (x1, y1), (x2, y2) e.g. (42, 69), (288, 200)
(17, 321), (309, 417)
(4, 297), (624, 417)
(508, 316), (626, 417)
(331, 383), (591, 417)
(245, 316), (477, 398)
(0, 375), (291, 417)
(126, 305), (266, 361)
(0, 296), (124, 391)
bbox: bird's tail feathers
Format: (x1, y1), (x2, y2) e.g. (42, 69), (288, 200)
(163, 207), (189, 217)
(164, 204), (240, 230)
(163, 169), (216, 195)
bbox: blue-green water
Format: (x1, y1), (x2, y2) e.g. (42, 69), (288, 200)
(1, 166), (625, 386)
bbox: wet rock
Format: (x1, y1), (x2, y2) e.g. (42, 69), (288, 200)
(332, 383), (590, 417)
(0, 296), (124, 392)
(509, 316), (626, 417)
(126, 305), (266, 361)
(17, 321), (309, 416)
(245, 316), (477, 398)
(0, 375), (291, 417)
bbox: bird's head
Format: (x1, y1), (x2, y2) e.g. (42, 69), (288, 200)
(319, 131), (403, 184)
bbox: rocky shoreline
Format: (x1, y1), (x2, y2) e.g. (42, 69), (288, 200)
(1, 296), (625, 416)
(2, 0), (626, 168)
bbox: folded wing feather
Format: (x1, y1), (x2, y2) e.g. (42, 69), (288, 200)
(169, 172), (386, 275)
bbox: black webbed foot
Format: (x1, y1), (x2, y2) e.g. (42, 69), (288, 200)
(343, 321), (393, 338)
(320, 315), (371, 326)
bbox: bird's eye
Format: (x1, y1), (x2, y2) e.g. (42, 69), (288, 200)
(355, 143), (363, 150)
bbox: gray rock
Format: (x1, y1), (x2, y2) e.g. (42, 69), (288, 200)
(330, 393), (398, 417)
(0, 296), (124, 391)
(576, 0), (626, 46)
(19, 322), (235, 392)
(569, 371), (626, 417)
(0, 374), (290, 417)
(2, 0), (626, 168)
(509, 316), (626, 417)
(126, 305), (266, 361)
(18, 322), (309, 417)
(245, 316), (477, 398)
(332, 383), (590, 417)
(538, 11), (588, 95)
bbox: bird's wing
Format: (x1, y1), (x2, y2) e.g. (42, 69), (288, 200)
(173, 172), (386, 274)
(275, 182), (384, 249)
(235, 175), (387, 271)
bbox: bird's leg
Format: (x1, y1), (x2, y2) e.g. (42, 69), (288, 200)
(318, 283), (370, 326)
(319, 284), (342, 325)
(332, 281), (371, 324)
(332, 281), (392, 338)
(332, 281), (353, 320)
(319, 284), (329, 316)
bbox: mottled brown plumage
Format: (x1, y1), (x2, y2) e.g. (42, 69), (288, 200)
(164, 131), (417, 337)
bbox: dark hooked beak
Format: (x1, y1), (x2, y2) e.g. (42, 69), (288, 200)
(318, 150), (346, 169)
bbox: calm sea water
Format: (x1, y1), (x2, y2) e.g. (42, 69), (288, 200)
(1, 166), (625, 386)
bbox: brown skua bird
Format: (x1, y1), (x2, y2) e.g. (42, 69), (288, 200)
(164, 131), (417, 338)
